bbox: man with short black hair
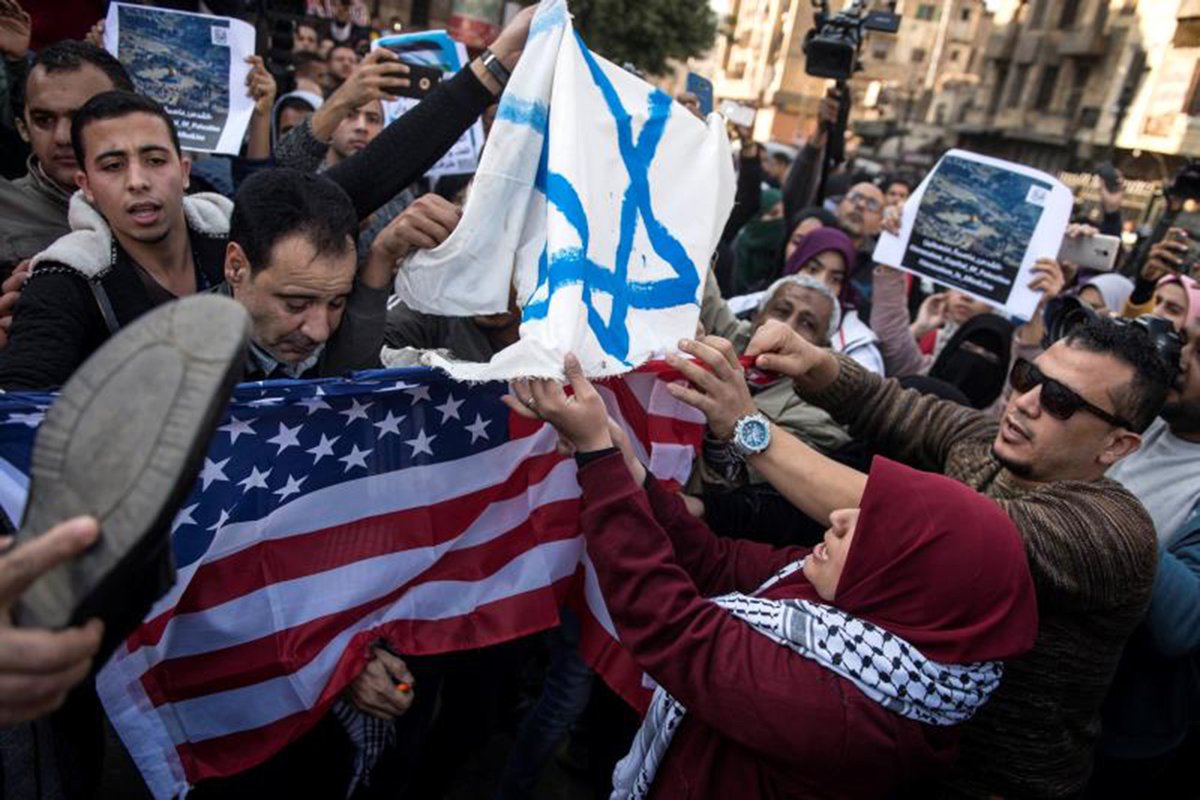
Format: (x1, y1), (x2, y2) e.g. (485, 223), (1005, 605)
(0, 40), (133, 271)
(328, 43), (359, 90)
(664, 314), (1172, 798)
(225, 168), (395, 379)
(292, 50), (330, 96)
(293, 20), (321, 54)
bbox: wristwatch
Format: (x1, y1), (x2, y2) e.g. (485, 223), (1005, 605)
(730, 413), (771, 458)
(480, 49), (512, 88)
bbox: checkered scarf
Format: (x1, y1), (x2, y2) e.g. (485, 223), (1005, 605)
(331, 699), (395, 798)
(609, 560), (1004, 800)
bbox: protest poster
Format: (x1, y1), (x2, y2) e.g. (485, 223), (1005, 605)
(103, 3), (255, 155)
(873, 149), (1072, 321)
(372, 31), (485, 178)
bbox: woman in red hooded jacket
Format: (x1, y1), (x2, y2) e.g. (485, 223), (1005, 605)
(507, 354), (1039, 800)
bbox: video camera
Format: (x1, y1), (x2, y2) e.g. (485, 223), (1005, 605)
(1165, 160), (1200, 204)
(1042, 296), (1183, 384)
(803, 0), (901, 81)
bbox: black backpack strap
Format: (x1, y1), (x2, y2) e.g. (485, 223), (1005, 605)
(87, 280), (121, 336)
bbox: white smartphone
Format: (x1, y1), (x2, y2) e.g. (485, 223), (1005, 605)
(1057, 233), (1121, 272)
(719, 100), (757, 129)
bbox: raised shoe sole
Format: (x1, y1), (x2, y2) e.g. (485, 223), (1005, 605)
(14, 294), (249, 662)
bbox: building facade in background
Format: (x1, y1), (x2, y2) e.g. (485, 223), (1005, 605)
(956, 0), (1200, 181)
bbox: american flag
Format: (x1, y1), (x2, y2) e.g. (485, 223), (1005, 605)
(0, 364), (703, 798)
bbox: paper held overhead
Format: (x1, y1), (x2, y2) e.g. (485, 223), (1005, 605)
(104, 3), (256, 156)
(873, 149), (1073, 322)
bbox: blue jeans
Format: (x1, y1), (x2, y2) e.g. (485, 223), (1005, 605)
(496, 609), (595, 799)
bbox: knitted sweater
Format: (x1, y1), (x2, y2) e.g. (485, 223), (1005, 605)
(803, 355), (1158, 799)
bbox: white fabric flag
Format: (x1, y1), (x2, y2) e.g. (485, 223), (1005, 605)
(390, 0), (735, 380)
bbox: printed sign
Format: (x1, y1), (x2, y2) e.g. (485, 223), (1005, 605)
(874, 149), (1073, 320)
(104, 3), (255, 155)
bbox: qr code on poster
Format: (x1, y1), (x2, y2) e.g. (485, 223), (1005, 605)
(211, 26), (229, 46)
(1025, 185), (1048, 206)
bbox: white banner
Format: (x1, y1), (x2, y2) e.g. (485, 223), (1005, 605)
(392, 0), (735, 379)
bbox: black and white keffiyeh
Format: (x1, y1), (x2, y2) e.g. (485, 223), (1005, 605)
(331, 699), (395, 798)
(609, 560), (1004, 800)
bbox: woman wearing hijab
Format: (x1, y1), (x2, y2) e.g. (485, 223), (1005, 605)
(1148, 272), (1200, 332)
(1077, 274), (1135, 316)
(507, 356), (1039, 800)
(732, 188), (786, 295)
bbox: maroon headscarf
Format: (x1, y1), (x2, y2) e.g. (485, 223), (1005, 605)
(824, 457), (1038, 665)
(782, 226), (857, 279)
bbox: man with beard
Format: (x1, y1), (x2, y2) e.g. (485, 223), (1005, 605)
(327, 44), (359, 91)
(659, 314), (1173, 798)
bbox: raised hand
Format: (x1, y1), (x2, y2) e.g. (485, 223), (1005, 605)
(244, 55), (277, 116)
(664, 336), (757, 440)
(346, 646), (415, 720)
(503, 354), (614, 454)
(0, 0), (31, 59)
(744, 319), (840, 394)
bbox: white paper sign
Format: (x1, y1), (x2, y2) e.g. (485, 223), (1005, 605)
(872, 149), (1072, 321)
(104, 3), (256, 155)
(391, 0), (735, 380)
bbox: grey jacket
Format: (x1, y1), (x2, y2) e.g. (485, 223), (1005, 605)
(0, 156), (72, 270)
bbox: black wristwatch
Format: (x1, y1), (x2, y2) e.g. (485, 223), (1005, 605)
(480, 49), (512, 88)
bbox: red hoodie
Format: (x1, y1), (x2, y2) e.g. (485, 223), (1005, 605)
(579, 453), (1038, 799)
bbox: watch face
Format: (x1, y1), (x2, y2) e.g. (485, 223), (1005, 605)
(743, 418), (770, 449)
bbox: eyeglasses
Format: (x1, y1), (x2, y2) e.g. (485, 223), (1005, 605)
(845, 191), (882, 213)
(1008, 358), (1133, 430)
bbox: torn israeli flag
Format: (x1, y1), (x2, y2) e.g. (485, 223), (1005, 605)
(390, 0), (735, 379)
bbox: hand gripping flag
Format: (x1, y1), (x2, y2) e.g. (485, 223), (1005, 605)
(0, 366), (702, 798)
(391, 0), (736, 381)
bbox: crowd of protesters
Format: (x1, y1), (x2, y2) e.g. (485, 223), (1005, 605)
(0, 0), (1198, 799)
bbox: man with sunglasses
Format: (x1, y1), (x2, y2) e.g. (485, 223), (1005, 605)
(661, 314), (1172, 799)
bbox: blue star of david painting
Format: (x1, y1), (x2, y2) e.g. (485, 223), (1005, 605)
(516, 32), (701, 368)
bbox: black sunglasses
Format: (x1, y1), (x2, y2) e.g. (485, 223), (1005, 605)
(1008, 358), (1133, 430)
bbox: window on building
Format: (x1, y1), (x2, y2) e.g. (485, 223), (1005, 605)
(1067, 64), (1091, 116)
(872, 43), (890, 60)
(1059, 0), (1082, 28)
(1186, 61), (1200, 116)
(989, 64), (1010, 115)
(960, 7), (972, 21)
(1007, 64), (1029, 107)
(1034, 64), (1060, 109)
(1029, 0), (1047, 27)
(949, 48), (960, 63)
(911, 47), (927, 63)
(916, 4), (937, 20)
